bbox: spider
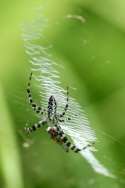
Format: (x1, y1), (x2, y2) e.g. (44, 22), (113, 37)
(24, 72), (92, 153)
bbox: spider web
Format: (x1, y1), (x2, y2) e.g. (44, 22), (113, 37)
(22, 11), (114, 178)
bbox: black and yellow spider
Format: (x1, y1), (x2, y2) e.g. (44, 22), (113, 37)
(24, 73), (92, 153)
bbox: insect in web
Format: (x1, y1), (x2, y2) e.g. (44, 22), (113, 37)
(24, 72), (94, 153)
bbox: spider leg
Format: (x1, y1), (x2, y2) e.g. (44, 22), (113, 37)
(47, 125), (91, 153)
(54, 125), (64, 134)
(58, 116), (72, 123)
(63, 144), (69, 152)
(58, 119), (65, 123)
(58, 115), (71, 123)
(71, 143), (95, 153)
(56, 128), (92, 153)
(24, 120), (47, 134)
(59, 87), (69, 118)
(27, 72), (45, 115)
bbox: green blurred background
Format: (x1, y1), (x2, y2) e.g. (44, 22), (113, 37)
(1, 0), (125, 187)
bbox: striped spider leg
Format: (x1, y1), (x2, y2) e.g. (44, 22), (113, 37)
(47, 125), (92, 153)
(25, 72), (47, 134)
(59, 86), (69, 118)
(24, 120), (47, 135)
(27, 72), (45, 115)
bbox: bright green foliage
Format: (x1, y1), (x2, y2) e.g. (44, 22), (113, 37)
(1, 1), (125, 188)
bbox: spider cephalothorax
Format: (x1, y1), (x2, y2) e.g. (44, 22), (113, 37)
(24, 72), (92, 153)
